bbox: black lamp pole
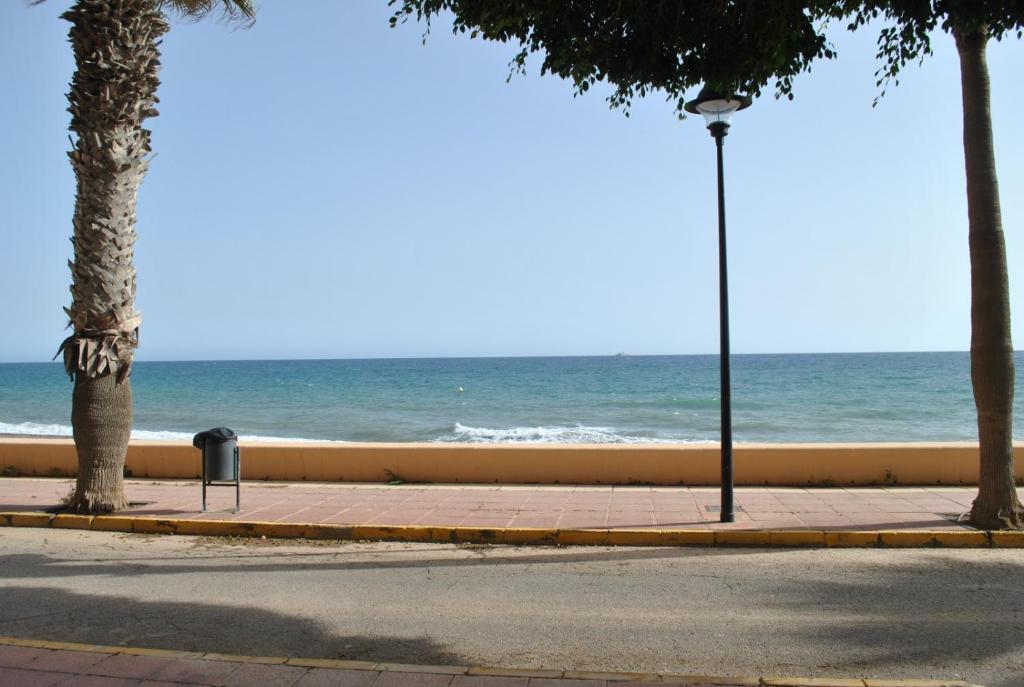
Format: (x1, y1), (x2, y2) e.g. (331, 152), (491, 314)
(710, 120), (734, 523)
(685, 87), (750, 525)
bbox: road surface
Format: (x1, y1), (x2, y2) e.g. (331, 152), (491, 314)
(0, 528), (1021, 686)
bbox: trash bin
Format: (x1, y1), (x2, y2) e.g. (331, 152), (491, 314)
(193, 427), (238, 480)
(192, 427), (240, 513)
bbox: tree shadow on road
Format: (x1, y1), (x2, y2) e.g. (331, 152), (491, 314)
(748, 553), (1024, 687)
(0, 585), (465, 666)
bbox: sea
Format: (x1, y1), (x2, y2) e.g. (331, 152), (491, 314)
(0, 352), (1019, 444)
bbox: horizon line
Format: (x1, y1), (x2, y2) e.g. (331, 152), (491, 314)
(0, 349), (990, 365)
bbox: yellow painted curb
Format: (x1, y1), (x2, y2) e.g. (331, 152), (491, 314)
(769, 531), (826, 547)
(763, 677), (866, 686)
(89, 515), (135, 533)
(175, 520), (259, 537)
(825, 531), (881, 548)
(556, 529), (609, 546)
(0, 509), (1012, 550)
(349, 525), (398, 541)
(118, 646), (205, 659)
(131, 518), (178, 535)
(606, 529), (663, 546)
(285, 657), (380, 670)
(9, 512), (53, 527)
(864, 681), (976, 687)
(501, 527), (558, 545)
(878, 531), (943, 548)
(661, 529), (716, 546)
(715, 530), (771, 546)
(930, 531), (990, 548)
(466, 666), (563, 678)
(251, 522), (307, 539)
(301, 523), (353, 540)
(381, 662), (468, 675)
(562, 668), (648, 681)
(51, 514), (94, 530)
(199, 651), (287, 664)
(991, 530), (1024, 548)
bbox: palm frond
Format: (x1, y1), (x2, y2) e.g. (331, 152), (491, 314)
(158, 0), (255, 24)
(32, 0), (255, 24)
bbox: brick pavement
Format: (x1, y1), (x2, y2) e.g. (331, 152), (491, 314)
(0, 477), (994, 531)
(0, 640), (976, 687)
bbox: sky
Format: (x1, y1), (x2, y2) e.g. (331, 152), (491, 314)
(1, 2), (1022, 362)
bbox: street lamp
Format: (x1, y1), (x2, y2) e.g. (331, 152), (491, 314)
(685, 86), (751, 524)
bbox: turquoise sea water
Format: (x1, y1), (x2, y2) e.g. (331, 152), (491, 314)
(0, 353), (1020, 443)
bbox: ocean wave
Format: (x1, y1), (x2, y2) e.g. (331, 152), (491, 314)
(437, 422), (699, 444)
(0, 421), (339, 444)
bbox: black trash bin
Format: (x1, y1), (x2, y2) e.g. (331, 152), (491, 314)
(193, 427), (240, 512)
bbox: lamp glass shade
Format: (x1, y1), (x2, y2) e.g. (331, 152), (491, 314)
(695, 98), (744, 128)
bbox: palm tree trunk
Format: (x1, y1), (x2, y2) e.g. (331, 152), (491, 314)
(60, 0), (167, 514)
(71, 374), (132, 512)
(955, 28), (1023, 530)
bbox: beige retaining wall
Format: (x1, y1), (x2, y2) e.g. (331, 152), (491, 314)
(1, 438), (1022, 486)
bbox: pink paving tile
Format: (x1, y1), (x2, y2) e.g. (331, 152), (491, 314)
(148, 659), (241, 684)
(556, 518), (607, 529)
(461, 514), (515, 525)
(653, 518), (707, 528)
(0, 645), (52, 668)
(52, 675), (141, 686)
(803, 518), (856, 527)
(450, 676), (529, 687)
(218, 662), (308, 687)
(369, 672), (454, 686)
(0, 478), (998, 538)
(607, 519), (654, 529)
(507, 517), (562, 528)
(0, 667), (66, 687)
(369, 512), (435, 525)
(27, 650), (108, 674)
(293, 668), (379, 687)
(87, 654), (176, 679)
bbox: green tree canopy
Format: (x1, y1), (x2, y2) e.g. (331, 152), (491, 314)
(390, 0), (835, 115)
(833, 0), (1023, 100)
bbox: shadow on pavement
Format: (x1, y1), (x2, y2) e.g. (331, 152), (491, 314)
(754, 553), (1024, 687)
(0, 585), (465, 665)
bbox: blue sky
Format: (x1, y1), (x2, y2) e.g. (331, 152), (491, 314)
(1, 1), (1022, 361)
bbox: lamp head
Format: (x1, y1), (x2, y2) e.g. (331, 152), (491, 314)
(684, 86), (752, 136)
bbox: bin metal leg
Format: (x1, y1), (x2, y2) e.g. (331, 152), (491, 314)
(234, 446), (240, 514)
(201, 451), (207, 512)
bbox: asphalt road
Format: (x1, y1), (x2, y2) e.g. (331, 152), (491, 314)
(0, 529), (1022, 687)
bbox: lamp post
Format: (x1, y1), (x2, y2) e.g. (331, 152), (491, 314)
(684, 87), (751, 524)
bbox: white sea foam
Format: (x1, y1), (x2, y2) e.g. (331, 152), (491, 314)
(0, 421), (339, 443)
(0, 421), (74, 438)
(441, 422), (695, 444)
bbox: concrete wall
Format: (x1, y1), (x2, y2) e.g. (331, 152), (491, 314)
(1, 438), (1021, 486)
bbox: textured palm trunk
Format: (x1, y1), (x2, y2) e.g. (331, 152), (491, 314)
(61, 0), (168, 514)
(956, 28), (1023, 530)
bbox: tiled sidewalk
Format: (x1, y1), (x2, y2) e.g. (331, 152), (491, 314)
(0, 641), (724, 686)
(0, 639), (975, 687)
(0, 477), (995, 531)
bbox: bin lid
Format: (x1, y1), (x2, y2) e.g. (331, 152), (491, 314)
(192, 427), (238, 450)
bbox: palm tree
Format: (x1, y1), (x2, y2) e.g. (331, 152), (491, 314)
(50, 0), (253, 513)
(954, 25), (1021, 530)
